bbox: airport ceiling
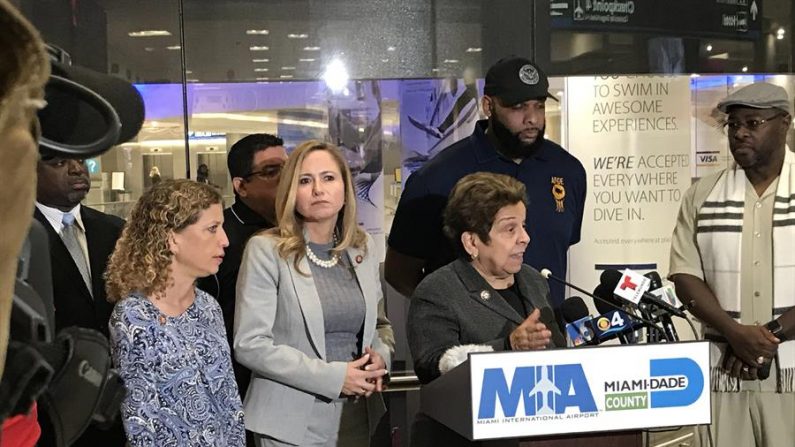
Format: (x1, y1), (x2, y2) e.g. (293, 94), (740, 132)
(93, 0), (486, 84)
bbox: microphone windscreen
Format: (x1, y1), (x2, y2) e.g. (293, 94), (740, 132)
(561, 296), (589, 323)
(593, 284), (620, 314)
(599, 269), (623, 289)
(644, 271), (663, 290)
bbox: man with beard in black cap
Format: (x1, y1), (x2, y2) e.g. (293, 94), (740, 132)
(386, 57), (586, 310)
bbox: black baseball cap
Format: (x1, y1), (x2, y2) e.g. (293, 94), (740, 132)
(484, 57), (557, 106)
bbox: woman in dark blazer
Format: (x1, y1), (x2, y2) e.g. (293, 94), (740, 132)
(408, 172), (566, 446)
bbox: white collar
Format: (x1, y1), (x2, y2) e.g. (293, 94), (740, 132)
(35, 202), (84, 233)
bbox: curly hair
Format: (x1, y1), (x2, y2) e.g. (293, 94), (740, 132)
(269, 140), (367, 273)
(443, 172), (528, 260)
(105, 179), (223, 302)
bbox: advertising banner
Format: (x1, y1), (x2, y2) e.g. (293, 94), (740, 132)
(565, 75), (692, 294)
(470, 342), (710, 439)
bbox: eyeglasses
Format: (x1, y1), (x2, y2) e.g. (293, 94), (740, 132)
(724, 113), (785, 132)
(242, 163), (284, 181)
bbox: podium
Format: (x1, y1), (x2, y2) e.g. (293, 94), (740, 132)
(420, 341), (710, 445)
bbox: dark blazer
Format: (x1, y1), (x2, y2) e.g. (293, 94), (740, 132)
(34, 206), (125, 446)
(408, 258), (566, 384)
(33, 206), (124, 337)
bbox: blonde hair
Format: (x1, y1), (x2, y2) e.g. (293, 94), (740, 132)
(105, 179), (223, 302)
(0, 0), (50, 136)
(270, 140), (367, 272)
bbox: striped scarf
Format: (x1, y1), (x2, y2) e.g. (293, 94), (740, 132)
(697, 149), (795, 393)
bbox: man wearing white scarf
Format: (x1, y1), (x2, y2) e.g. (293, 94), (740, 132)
(670, 82), (795, 447)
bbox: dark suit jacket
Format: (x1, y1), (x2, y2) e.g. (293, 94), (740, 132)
(34, 206), (125, 446)
(34, 206), (124, 337)
(408, 258), (566, 385)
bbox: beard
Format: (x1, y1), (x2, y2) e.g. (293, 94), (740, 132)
(489, 113), (546, 159)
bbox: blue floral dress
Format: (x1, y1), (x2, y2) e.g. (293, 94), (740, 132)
(109, 288), (245, 446)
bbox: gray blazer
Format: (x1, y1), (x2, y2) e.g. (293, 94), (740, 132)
(408, 258), (566, 384)
(234, 233), (391, 444)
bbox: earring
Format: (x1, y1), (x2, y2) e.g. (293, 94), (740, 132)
(472, 251), (478, 260)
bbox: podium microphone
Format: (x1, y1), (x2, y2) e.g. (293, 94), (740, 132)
(540, 269), (665, 332)
(561, 297), (595, 346)
(600, 269), (687, 319)
(643, 271), (680, 342)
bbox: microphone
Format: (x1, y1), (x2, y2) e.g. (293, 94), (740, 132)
(561, 297), (594, 346)
(593, 284), (636, 344)
(540, 269), (665, 335)
(600, 269), (687, 319)
(644, 271), (680, 342)
(589, 308), (641, 344)
(561, 296), (641, 346)
(644, 271), (663, 290)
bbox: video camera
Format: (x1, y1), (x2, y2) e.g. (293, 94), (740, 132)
(0, 44), (144, 446)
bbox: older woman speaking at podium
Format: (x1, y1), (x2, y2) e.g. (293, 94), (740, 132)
(408, 172), (565, 446)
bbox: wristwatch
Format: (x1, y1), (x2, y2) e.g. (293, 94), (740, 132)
(765, 320), (787, 341)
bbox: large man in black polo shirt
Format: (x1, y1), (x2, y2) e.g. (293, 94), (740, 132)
(386, 57), (586, 309)
(198, 133), (287, 392)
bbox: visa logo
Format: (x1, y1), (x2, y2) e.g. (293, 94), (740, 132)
(698, 155), (718, 163)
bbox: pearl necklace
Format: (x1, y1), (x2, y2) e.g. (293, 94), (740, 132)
(306, 236), (339, 268)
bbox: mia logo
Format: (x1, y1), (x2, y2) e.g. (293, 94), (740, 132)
(519, 64), (539, 85)
(478, 364), (597, 419)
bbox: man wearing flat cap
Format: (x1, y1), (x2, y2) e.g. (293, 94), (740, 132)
(670, 82), (795, 447)
(386, 57), (586, 309)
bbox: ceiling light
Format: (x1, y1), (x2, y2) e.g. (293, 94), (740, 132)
(387, 46), (396, 52)
(246, 29), (269, 35)
(185, 70), (193, 74)
(299, 58), (315, 62)
(465, 47), (482, 53)
(303, 46), (321, 51)
(249, 46), (270, 51)
(288, 33), (308, 39)
(280, 75), (294, 79)
(186, 79), (199, 83)
(128, 30), (171, 37)
(144, 47), (155, 52)
(256, 77), (270, 81)
(706, 44), (713, 52)
(254, 68), (269, 72)
(431, 68), (440, 72)
(741, 66), (748, 72)
(443, 59), (459, 64)
(166, 45), (181, 50)
(777, 27), (786, 40)
(690, 73), (701, 78)
(252, 58), (270, 63)
(281, 66), (296, 70)
(323, 58), (349, 94)
(381, 58), (389, 63)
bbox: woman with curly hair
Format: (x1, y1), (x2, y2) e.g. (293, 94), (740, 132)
(106, 179), (244, 446)
(234, 141), (390, 446)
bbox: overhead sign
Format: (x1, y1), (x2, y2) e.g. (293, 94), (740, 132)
(470, 342), (710, 439)
(550, 0), (761, 39)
